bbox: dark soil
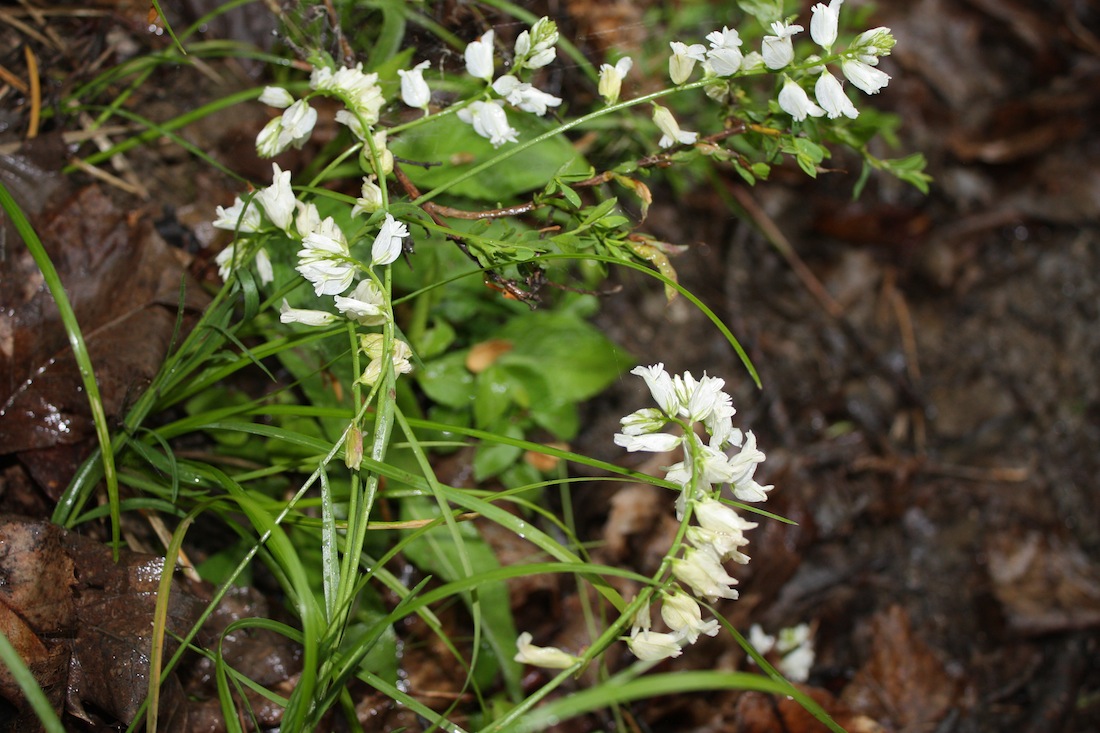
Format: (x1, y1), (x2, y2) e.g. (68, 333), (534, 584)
(2, 1), (1098, 731)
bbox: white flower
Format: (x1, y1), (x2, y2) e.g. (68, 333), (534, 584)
(841, 58), (891, 94)
(618, 407), (668, 436)
(694, 498), (758, 537)
(778, 77), (826, 121)
(810, 0), (843, 50)
(215, 244), (238, 281)
(631, 363), (679, 416)
(851, 27), (895, 58)
(687, 526), (752, 565)
(514, 23), (557, 70)
(351, 178), (384, 217)
(815, 71), (858, 118)
(297, 217), (355, 296)
(598, 57), (632, 104)
(295, 201), (321, 237)
(652, 105), (697, 149)
(255, 100), (316, 157)
(457, 100), (518, 148)
(627, 630), (683, 661)
(279, 299), (337, 327)
(661, 591), (720, 644)
(777, 624), (815, 682)
(779, 644), (815, 682)
(668, 41), (706, 85)
(613, 431), (682, 453)
(281, 99), (317, 148)
(671, 547), (740, 603)
(705, 27), (743, 77)
(212, 197), (261, 233)
(513, 632), (579, 669)
(363, 130), (394, 176)
(464, 30), (495, 81)
(398, 60), (432, 111)
(515, 17), (558, 70)
(253, 247), (273, 285)
(310, 63), (384, 124)
(728, 432), (773, 502)
(255, 117), (284, 157)
(748, 624), (776, 654)
(358, 334), (414, 385)
(371, 213), (409, 266)
(256, 163), (296, 232)
(258, 86), (293, 108)
(334, 279), (388, 325)
(761, 21), (803, 70)
(671, 372), (728, 423)
(492, 75), (562, 116)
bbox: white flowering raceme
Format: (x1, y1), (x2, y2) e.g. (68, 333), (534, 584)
(778, 77), (826, 121)
(398, 60), (432, 111)
(256, 163), (296, 232)
(371, 213), (409, 266)
(279, 299), (337, 327)
(464, 30), (495, 81)
(515, 17), (558, 70)
(334, 279), (388, 325)
(513, 632), (579, 669)
(598, 57), (632, 105)
(212, 196), (262, 233)
(761, 21), (802, 70)
(705, 27), (743, 77)
(815, 71), (858, 119)
(457, 101), (518, 148)
(297, 217), (356, 296)
(668, 41), (706, 85)
(661, 591), (720, 644)
(841, 58), (891, 94)
(492, 75), (563, 116)
(351, 178), (384, 218)
(810, 0), (843, 50)
(310, 63), (384, 125)
(652, 105), (698, 149)
(749, 624), (816, 683)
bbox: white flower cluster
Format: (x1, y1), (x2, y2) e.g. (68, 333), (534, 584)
(749, 623), (816, 682)
(770, 1), (895, 121)
(612, 364), (772, 661)
(456, 19), (563, 148)
(644, 2), (896, 148)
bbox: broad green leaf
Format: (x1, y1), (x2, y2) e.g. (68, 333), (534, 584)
(388, 112), (589, 200)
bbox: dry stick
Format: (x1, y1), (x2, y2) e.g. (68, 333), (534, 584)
(392, 162), (539, 304)
(23, 45), (39, 139)
(725, 181), (844, 319)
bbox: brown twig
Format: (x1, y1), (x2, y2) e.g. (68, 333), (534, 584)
(725, 180), (845, 318)
(23, 45), (39, 139)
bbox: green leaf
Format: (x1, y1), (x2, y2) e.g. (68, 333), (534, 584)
(417, 351), (476, 409)
(388, 112), (589, 200)
(737, 0), (784, 24)
(473, 422), (524, 481)
(474, 363), (514, 429)
(496, 311), (634, 404)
